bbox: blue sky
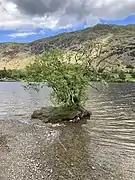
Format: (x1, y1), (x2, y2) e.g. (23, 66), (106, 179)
(0, 24), (88, 42)
(101, 15), (135, 25)
(1, 15), (135, 43)
(0, 0), (135, 43)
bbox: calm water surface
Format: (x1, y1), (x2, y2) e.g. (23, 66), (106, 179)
(0, 82), (135, 180)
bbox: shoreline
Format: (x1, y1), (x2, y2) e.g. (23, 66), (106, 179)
(0, 80), (135, 83)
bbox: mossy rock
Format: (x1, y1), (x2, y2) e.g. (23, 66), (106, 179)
(31, 106), (92, 123)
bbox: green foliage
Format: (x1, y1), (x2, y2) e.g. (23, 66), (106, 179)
(131, 71), (135, 78)
(0, 67), (8, 79)
(25, 50), (89, 107)
(0, 68), (26, 81)
(100, 72), (113, 81)
(118, 71), (126, 81)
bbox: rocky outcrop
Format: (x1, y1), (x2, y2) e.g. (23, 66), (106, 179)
(31, 106), (92, 123)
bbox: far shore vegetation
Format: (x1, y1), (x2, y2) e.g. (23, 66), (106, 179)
(0, 66), (135, 83)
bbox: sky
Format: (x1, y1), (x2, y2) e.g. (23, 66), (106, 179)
(0, 0), (135, 42)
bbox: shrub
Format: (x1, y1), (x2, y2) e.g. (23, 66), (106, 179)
(131, 71), (135, 78)
(0, 68), (26, 80)
(118, 71), (126, 81)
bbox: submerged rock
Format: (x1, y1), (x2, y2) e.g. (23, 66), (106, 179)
(31, 106), (92, 123)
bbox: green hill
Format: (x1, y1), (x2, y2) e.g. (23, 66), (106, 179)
(0, 24), (135, 69)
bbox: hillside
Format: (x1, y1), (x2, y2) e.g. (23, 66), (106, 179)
(0, 24), (135, 69)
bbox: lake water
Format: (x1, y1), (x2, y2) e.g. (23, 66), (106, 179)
(0, 82), (135, 180)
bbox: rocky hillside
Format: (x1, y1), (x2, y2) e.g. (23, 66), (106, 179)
(0, 24), (135, 69)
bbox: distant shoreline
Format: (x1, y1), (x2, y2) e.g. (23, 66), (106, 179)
(0, 78), (18, 82)
(0, 79), (135, 83)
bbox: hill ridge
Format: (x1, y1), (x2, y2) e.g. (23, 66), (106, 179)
(0, 24), (135, 69)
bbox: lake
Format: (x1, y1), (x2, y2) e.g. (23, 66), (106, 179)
(0, 82), (135, 180)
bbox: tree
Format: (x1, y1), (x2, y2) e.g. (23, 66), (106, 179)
(0, 67), (7, 79)
(25, 50), (89, 107)
(25, 35), (120, 108)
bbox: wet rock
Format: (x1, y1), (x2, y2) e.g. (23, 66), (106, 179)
(31, 106), (92, 124)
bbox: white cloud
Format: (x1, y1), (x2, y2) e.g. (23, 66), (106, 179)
(0, 0), (135, 30)
(8, 32), (37, 38)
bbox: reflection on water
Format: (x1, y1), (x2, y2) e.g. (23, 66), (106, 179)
(0, 82), (52, 122)
(0, 82), (135, 180)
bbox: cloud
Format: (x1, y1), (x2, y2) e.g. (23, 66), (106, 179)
(1, 0), (135, 30)
(8, 31), (37, 38)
